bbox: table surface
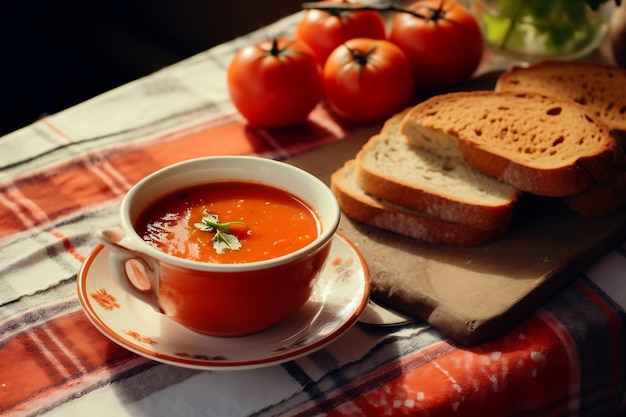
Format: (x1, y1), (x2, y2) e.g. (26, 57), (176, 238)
(1, 11), (625, 417)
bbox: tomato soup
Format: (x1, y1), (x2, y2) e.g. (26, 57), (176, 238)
(135, 181), (319, 263)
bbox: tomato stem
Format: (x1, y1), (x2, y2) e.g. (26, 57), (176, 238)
(270, 38), (281, 56)
(303, 0), (486, 34)
(259, 38), (302, 61)
(349, 45), (376, 66)
(341, 43), (379, 86)
(301, 1), (428, 19)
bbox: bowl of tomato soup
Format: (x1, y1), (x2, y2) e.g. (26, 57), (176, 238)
(95, 156), (340, 337)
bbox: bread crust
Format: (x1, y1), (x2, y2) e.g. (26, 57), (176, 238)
(401, 91), (624, 197)
(457, 137), (613, 197)
(355, 111), (519, 231)
(355, 147), (516, 231)
(330, 161), (503, 247)
(567, 170), (626, 218)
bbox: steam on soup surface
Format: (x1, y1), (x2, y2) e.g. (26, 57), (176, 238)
(135, 181), (319, 263)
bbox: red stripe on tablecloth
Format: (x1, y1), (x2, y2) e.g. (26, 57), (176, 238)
(0, 108), (353, 413)
(575, 279), (622, 413)
(0, 110), (351, 237)
(284, 340), (457, 417)
(0, 183), (50, 230)
(0, 310), (147, 415)
(318, 313), (578, 417)
(49, 230), (86, 263)
(42, 119), (74, 144)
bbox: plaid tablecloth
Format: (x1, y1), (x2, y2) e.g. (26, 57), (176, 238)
(1, 11), (625, 417)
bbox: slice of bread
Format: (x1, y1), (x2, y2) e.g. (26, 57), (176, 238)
(567, 170), (626, 218)
(400, 91), (624, 197)
(495, 61), (626, 134)
(330, 160), (505, 246)
(355, 110), (519, 231)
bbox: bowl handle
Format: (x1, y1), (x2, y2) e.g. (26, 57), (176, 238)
(94, 226), (162, 313)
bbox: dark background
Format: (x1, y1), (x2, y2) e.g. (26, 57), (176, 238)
(1, 1), (301, 136)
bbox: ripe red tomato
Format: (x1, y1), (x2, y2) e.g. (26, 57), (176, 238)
(323, 38), (415, 123)
(296, 1), (387, 67)
(227, 38), (323, 128)
(389, 0), (483, 90)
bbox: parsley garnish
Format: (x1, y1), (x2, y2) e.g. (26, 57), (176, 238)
(194, 211), (248, 254)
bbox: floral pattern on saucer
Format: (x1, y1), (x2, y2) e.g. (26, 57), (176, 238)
(77, 233), (370, 370)
(91, 289), (120, 311)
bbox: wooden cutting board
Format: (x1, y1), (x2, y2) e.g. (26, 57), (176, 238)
(287, 116), (626, 346)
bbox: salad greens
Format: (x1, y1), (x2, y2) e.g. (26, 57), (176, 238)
(476, 0), (616, 58)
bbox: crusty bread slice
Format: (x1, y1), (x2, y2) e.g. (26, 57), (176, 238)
(355, 110), (519, 231)
(400, 91), (624, 197)
(330, 160), (504, 246)
(495, 61), (626, 134)
(566, 170), (626, 218)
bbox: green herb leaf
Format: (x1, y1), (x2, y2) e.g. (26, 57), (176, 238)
(212, 230), (243, 254)
(194, 210), (248, 255)
(194, 213), (219, 232)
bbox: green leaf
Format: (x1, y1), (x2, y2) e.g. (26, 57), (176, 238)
(565, 1), (589, 26)
(478, 0), (611, 55)
(194, 213), (219, 231)
(212, 230), (243, 254)
(583, 0), (608, 10)
(526, 0), (552, 19)
(194, 210), (247, 255)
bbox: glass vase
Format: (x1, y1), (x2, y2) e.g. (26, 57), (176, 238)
(467, 0), (614, 63)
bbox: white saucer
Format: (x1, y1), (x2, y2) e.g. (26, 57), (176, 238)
(77, 233), (370, 370)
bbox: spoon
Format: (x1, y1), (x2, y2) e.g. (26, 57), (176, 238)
(359, 298), (416, 327)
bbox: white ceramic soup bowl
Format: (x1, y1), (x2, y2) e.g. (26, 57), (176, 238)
(95, 156), (340, 337)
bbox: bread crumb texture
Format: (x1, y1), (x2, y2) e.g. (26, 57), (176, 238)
(330, 160), (502, 246)
(404, 91), (617, 170)
(363, 132), (515, 205)
(496, 61), (626, 132)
